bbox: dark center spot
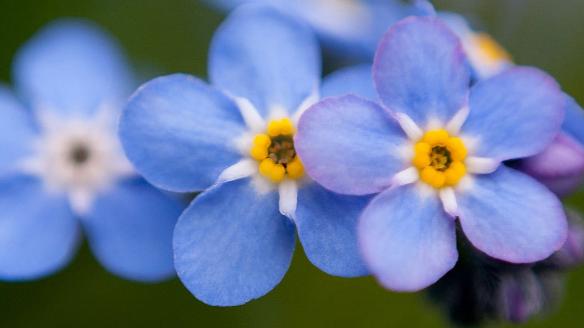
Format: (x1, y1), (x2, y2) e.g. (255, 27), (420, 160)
(69, 143), (91, 166)
(268, 135), (296, 165)
(430, 145), (452, 171)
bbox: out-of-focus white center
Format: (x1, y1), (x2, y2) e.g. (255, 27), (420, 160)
(279, 0), (369, 40)
(20, 104), (134, 215)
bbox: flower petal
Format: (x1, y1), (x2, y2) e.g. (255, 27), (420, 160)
(295, 95), (407, 195)
(295, 183), (370, 277)
(0, 175), (79, 280)
(119, 74), (246, 192)
(373, 17), (470, 127)
(535, 175), (584, 197)
(13, 19), (133, 117)
(204, 0), (434, 60)
(309, 0), (435, 59)
(174, 178), (295, 306)
(83, 178), (183, 282)
(562, 95), (584, 145)
(209, 5), (320, 117)
(359, 184), (458, 291)
(0, 86), (37, 175)
(321, 64), (376, 101)
(519, 133), (584, 195)
(457, 166), (567, 263)
(462, 67), (564, 161)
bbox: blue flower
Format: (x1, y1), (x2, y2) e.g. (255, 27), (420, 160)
(119, 5), (369, 306)
(295, 17), (568, 291)
(0, 19), (183, 282)
(330, 12), (584, 198)
(204, 0), (435, 60)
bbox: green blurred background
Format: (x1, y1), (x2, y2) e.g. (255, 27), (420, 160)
(0, 0), (583, 327)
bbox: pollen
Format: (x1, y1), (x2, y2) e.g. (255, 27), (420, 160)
(249, 134), (270, 161)
(413, 129), (468, 189)
(267, 118), (295, 137)
(259, 158), (286, 183)
(473, 32), (511, 63)
(251, 118), (304, 183)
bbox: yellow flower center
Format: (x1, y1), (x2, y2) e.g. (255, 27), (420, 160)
(249, 118), (304, 183)
(473, 32), (511, 63)
(412, 129), (467, 189)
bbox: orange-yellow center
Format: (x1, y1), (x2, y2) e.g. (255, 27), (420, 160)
(249, 118), (304, 183)
(412, 129), (467, 189)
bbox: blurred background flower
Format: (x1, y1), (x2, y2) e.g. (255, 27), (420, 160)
(204, 0), (434, 61)
(0, 0), (583, 327)
(0, 19), (183, 282)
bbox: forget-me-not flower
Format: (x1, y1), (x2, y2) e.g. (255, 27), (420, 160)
(295, 17), (568, 291)
(205, 0), (435, 60)
(119, 5), (369, 306)
(0, 20), (182, 282)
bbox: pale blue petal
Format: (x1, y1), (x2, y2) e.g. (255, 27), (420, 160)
(174, 179), (295, 306)
(13, 19), (133, 117)
(209, 5), (320, 117)
(296, 183), (370, 277)
(0, 175), (80, 280)
(83, 178), (183, 282)
(0, 86), (37, 175)
(321, 64), (376, 101)
(359, 184), (458, 291)
(373, 17), (470, 126)
(462, 67), (564, 161)
(295, 95), (407, 195)
(457, 166), (567, 263)
(119, 74), (246, 193)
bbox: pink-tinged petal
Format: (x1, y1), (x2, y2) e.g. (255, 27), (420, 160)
(457, 166), (567, 263)
(462, 67), (564, 161)
(295, 95), (408, 196)
(373, 17), (470, 126)
(519, 133), (584, 195)
(359, 184), (458, 291)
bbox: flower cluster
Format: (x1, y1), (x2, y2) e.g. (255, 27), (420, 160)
(1, 0), (584, 325)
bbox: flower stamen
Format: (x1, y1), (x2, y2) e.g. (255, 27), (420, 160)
(250, 118), (305, 183)
(413, 129), (468, 189)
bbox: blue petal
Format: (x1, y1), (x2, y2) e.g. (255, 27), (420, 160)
(0, 86), (37, 175)
(209, 5), (320, 117)
(321, 64), (376, 101)
(373, 17), (470, 126)
(462, 67), (564, 161)
(204, 0), (434, 60)
(174, 179), (296, 306)
(295, 182), (370, 277)
(119, 74), (246, 192)
(295, 95), (407, 195)
(83, 178), (183, 282)
(329, 0), (434, 59)
(562, 95), (584, 145)
(457, 166), (567, 263)
(13, 19), (133, 117)
(0, 175), (79, 280)
(358, 184), (458, 291)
